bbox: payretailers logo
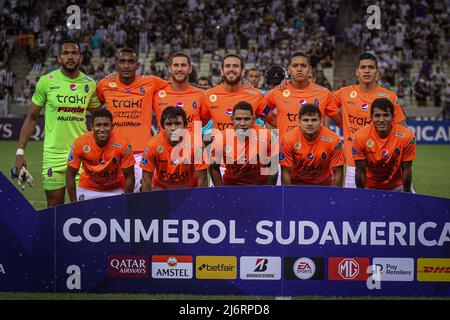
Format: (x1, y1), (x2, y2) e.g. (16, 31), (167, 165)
(417, 258), (450, 282)
(196, 256), (237, 279)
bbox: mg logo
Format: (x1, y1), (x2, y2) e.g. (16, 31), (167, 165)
(338, 259), (360, 279)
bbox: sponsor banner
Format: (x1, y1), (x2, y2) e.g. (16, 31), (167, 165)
(372, 258), (414, 282)
(107, 255), (149, 278)
(417, 258), (450, 282)
(328, 257), (370, 281)
(329, 120), (450, 144)
(152, 255), (193, 279)
(240, 257), (281, 280)
(284, 257), (325, 280)
(196, 256), (237, 280)
(0, 172), (449, 296)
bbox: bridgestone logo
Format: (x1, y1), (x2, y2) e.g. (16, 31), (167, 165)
(245, 273), (275, 278)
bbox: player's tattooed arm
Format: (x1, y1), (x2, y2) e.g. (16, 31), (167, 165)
(66, 166), (79, 202)
(281, 166), (292, 185)
(209, 164), (223, 187)
(355, 160), (367, 189)
(401, 161), (413, 193)
(195, 169), (208, 188)
(122, 166), (135, 194)
(141, 171), (153, 192)
(332, 165), (344, 187)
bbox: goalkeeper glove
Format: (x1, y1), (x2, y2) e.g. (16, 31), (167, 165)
(18, 167), (34, 190)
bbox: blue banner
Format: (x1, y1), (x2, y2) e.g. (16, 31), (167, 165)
(0, 172), (449, 297)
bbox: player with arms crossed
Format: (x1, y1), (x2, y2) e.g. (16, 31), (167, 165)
(15, 40), (101, 207)
(66, 108), (135, 201)
(352, 98), (416, 192)
(97, 48), (170, 192)
(140, 107), (209, 191)
(210, 101), (278, 186)
(280, 104), (344, 186)
(333, 53), (407, 188)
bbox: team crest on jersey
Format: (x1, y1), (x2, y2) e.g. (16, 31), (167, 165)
(360, 103), (369, 111)
(140, 87), (145, 94)
(306, 153), (314, 160)
(350, 90), (358, 98)
(282, 89), (290, 97)
(209, 94), (217, 102)
(321, 152), (327, 159)
(298, 99), (307, 106)
(294, 141), (301, 150)
(83, 145), (91, 153)
(70, 84), (77, 91)
(225, 108), (233, 116)
(381, 149), (389, 158)
(366, 139), (375, 148)
(141, 157), (148, 166)
(47, 168), (53, 177)
(175, 101), (184, 109)
(158, 90), (166, 98)
(157, 145), (164, 154)
(192, 101), (197, 110)
(84, 84), (89, 93)
(224, 145), (232, 153)
(109, 82), (117, 88)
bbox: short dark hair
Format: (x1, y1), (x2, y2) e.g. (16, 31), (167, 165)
(232, 101), (254, 116)
(161, 106), (188, 128)
(288, 52), (310, 66)
(118, 47), (138, 59)
(244, 67), (259, 78)
(299, 104), (321, 119)
(370, 98), (394, 117)
(59, 39), (81, 54)
(91, 108), (113, 123)
(197, 76), (210, 84)
(221, 54), (245, 69)
(358, 52), (378, 69)
(169, 52), (191, 66)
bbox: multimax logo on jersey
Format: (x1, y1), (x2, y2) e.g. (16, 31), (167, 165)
(196, 256), (237, 279)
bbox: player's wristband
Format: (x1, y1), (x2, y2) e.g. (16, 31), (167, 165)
(16, 148), (25, 156)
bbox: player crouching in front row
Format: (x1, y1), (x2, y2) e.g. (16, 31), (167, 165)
(353, 98), (416, 192)
(140, 106), (209, 191)
(280, 104), (344, 186)
(66, 108), (135, 201)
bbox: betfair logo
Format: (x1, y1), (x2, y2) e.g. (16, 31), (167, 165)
(196, 256), (237, 279)
(417, 258), (450, 282)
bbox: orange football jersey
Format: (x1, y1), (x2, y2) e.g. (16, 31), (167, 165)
(333, 85), (406, 166)
(153, 85), (203, 130)
(200, 84), (268, 131)
(68, 131), (135, 191)
(140, 132), (209, 189)
(266, 82), (340, 138)
(352, 123), (416, 190)
(280, 126), (344, 185)
(97, 75), (169, 152)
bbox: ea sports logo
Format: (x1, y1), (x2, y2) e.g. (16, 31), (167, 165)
(167, 256), (178, 267)
(70, 84), (77, 91)
(360, 103), (369, 111)
(294, 257), (316, 280)
(298, 99), (307, 106)
(176, 101), (184, 109)
(306, 152), (314, 160)
(338, 259), (360, 279)
(381, 149), (389, 158)
(225, 108), (233, 116)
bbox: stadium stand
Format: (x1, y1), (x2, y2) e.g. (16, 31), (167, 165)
(0, 0), (448, 119)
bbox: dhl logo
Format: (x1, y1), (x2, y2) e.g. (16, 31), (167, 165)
(417, 258), (450, 282)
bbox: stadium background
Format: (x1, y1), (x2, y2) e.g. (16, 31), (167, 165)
(0, 0), (449, 299)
